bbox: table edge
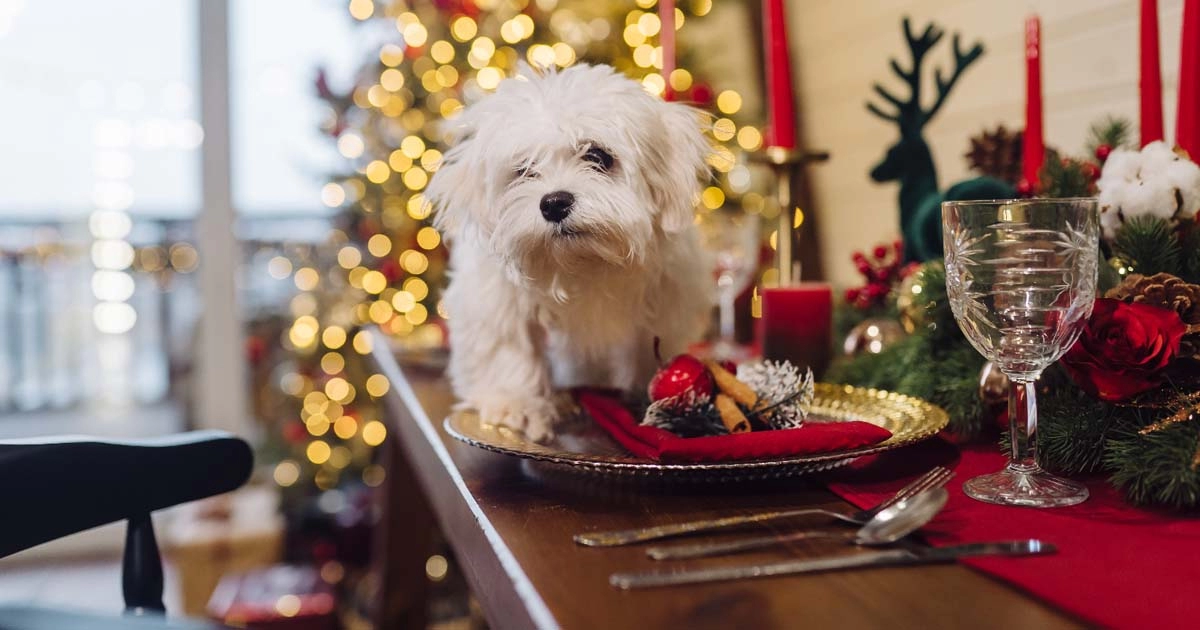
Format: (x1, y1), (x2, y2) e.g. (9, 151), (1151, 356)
(368, 328), (560, 630)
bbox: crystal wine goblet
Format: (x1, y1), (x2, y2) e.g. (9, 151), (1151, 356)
(942, 198), (1099, 507)
(696, 208), (760, 361)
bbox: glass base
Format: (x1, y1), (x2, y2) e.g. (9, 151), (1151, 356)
(963, 467), (1089, 507)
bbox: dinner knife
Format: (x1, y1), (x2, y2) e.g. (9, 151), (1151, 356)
(610, 540), (1055, 590)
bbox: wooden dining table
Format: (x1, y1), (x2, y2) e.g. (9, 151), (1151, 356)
(366, 330), (1083, 630)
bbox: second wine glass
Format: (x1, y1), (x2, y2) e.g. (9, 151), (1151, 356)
(696, 208), (760, 361)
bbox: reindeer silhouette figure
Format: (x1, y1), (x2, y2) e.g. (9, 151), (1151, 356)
(867, 18), (1015, 262)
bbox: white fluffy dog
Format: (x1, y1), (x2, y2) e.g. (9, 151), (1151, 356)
(426, 64), (713, 440)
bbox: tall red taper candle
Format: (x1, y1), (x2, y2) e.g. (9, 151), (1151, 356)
(762, 0), (796, 149)
(1178, 0), (1200, 156)
(1022, 15), (1045, 190)
(659, 0), (676, 101)
(1140, 0), (1165, 144)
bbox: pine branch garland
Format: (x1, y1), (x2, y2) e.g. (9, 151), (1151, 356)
(1035, 384), (1126, 474)
(1106, 421), (1200, 509)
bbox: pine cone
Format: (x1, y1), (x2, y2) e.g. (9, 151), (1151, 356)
(1107, 273), (1200, 325)
(1107, 273), (1200, 358)
(966, 125), (1024, 185)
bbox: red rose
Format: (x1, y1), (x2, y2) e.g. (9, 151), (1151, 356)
(1060, 298), (1187, 401)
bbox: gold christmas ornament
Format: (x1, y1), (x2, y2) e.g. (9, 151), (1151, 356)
(842, 318), (907, 357)
(978, 361), (1010, 406)
(896, 263), (937, 333)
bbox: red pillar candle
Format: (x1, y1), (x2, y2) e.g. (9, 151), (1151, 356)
(1140, 0), (1165, 145)
(659, 0), (676, 101)
(1022, 15), (1045, 190)
(762, 0), (796, 149)
(1178, 0), (1200, 156)
(757, 283), (832, 375)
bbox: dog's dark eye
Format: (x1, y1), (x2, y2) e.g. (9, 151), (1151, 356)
(582, 146), (614, 172)
(514, 164), (538, 180)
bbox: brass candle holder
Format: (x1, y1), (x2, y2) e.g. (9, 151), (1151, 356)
(753, 146), (830, 285)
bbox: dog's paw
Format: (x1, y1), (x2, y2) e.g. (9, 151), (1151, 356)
(477, 396), (559, 442)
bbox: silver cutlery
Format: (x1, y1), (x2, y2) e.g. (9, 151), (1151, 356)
(574, 466), (954, 547)
(610, 539), (1055, 589)
(647, 487), (948, 560)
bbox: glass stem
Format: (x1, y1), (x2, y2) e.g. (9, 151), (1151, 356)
(1007, 378), (1041, 474)
(719, 290), (735, 343)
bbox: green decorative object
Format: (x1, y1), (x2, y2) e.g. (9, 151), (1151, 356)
(866, 17), (1015, 262)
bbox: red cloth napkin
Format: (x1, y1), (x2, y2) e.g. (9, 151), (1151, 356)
(577, 390), (892, 463)
(827, 438), (1200, 629)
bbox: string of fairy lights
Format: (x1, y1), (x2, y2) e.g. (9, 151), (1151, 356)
(268, 0), (781, 491)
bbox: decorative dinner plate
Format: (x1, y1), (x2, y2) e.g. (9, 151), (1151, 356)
(443, 383), (948, 482)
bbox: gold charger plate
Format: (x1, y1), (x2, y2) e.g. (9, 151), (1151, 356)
(444, 383), (948, 482)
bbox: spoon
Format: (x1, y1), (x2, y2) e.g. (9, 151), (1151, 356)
(646, 487), (949, 561)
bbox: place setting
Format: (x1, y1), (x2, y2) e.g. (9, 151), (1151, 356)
(423, 4), (1200, 627)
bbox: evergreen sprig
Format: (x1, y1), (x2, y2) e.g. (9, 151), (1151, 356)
(1112, 215), (1182, 277)
(1038, 150), (1096, 198)
(1176, 223), (1200, 284)
(1086, 116), (1133, 156)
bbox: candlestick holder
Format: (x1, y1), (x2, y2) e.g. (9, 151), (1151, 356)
(752, 146), (830, 284)
(752, 146), (832, 374)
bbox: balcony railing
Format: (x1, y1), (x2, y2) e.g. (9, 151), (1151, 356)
(0, 213), (334, 419)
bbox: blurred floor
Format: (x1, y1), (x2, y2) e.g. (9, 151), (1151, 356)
(0, 554), (182, 616)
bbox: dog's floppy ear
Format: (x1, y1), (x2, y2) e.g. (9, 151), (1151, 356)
(647, 101), (712, 233)
(426, 125), (484, 241)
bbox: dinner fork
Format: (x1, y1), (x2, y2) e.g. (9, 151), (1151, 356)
(573, 466), (954, 547)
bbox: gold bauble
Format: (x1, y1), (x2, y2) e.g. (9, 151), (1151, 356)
(896, 262), (940, 333)
(978, 361), (1011, 406)
(843, 318), (907, 357)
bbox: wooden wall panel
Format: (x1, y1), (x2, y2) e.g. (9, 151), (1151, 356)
(784, 0), (1185, 285)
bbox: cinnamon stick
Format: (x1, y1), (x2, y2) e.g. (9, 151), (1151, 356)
(715, 394), (751, 434)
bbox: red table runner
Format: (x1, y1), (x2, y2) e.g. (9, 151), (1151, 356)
(827, 437), (1200, 629)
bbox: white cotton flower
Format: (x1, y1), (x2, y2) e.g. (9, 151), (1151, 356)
(1140, 140), (1178, 173)
(1098, 148), (1141, 183)
(1095, 141), (1200, 240)
(1164, 158), (1200, 219)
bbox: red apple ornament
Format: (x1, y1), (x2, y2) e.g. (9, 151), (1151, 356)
(648, 354), (714, 408)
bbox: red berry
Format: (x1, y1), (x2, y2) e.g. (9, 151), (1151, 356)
(872, 245), (888, 260)
(648, 354), (714, 407)
(719, 360), (737, 374)
(867, 283), (888, 299)
(873, 267), (891, 283)
(1083, 162), (1101, 180)
(852, 251), (867, 264)
(855, 259), (872, 275)
(1095, 144), (1112, 162)
(1016, 179), (1034, 197)
(845, 287), (861, 303)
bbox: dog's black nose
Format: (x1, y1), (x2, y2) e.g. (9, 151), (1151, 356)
(539, 191), (575, 223)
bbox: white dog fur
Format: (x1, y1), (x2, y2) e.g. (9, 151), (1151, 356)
(426, 64), (714, 440)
